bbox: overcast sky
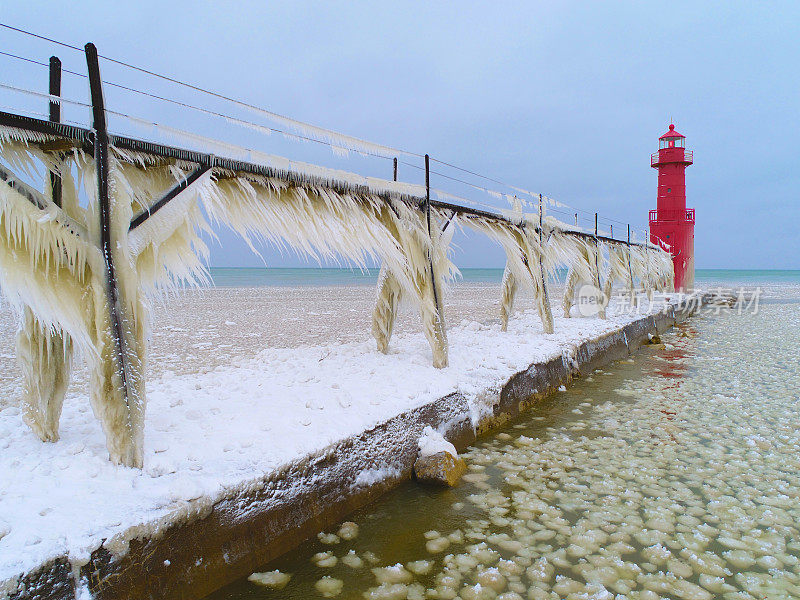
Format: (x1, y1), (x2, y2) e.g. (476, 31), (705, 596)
(2, 1), (798, 269)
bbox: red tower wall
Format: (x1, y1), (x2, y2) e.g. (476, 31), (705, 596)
(649, 129), (695, 291)
(650, 217), (695, 290)
(656, 157), (687, 210)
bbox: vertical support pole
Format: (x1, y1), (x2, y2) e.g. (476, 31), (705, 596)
(48, 56), (62, 207)
(574, 212), (578, 227)
(627, 224), (636, 307)
(538, 193), (553, 333)
(595, 212), (604, 317)
(425, 153), (447, 367)
(594, 213), (601, 288)
(538, 195), (551, 302)
(14, 55), (70, 445)
(424, 154), (439, 309)
(538, 194), (544, 243)
(393, 157), (398, 182)
(610, 224), (613, 239)
(424, 155), (431, 231)
(85, 43), (131, 408)
(627, 224), (632, 276)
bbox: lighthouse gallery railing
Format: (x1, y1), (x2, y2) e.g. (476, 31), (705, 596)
(649, 208), (695, 223)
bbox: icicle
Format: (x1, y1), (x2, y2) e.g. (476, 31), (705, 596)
(370, 202), (456, 368)
(462, 216), (553, 334)
(499, 266), (517, 332)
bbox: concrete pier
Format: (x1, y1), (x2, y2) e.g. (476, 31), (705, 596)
(6, 300), (700, 600)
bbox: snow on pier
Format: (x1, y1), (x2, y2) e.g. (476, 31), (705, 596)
(0, 298), (670, 588)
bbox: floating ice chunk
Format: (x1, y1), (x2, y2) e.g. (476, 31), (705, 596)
(406, 583), (426, 600)
(312, 551), (338, 568)
(315, 576), (343, 597)
(552, 576), (583, 596)
(462, 473), (490, 484)
(497, 539), (523, 553)
(722, 549), (755, 569)
(566, 543), (590, 558)
(467, 542), (500, 564)
(496, 592), (524, 600)
(698, 574), (726, 593)
(363, 551), (380, 564)
(406, 560), (432, 575)
(448, 530), (464, 544)
(362, 583), (410, 600)
(756, 555), (780, 569)
(452, 552), (479, 571)
(459, 583), (495, 600)
(426, 536), (450, 553)
(642, 544), (672, 565)
(476, 567), (506, 592)
(435, 569), (462, 588)
(372, 563), (413, 584)
(342, 550), (363, 569)
(718, 536), (749, 550)
(338, 521), (359, 540)
(247, 570), (291, 589)
(666, 557), (693, 578)
(671, 579), (713, 600)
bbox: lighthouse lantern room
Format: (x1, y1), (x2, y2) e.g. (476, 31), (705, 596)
(649, 124), (695, 291)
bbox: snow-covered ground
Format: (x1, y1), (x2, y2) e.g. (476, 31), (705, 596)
(0, 286), (667, 587)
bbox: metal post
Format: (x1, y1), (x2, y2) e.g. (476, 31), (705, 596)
(85, 42), (131, 407)
(574, 212), (578, 227)
(627, 224), (634, 301)
(425, 153), (446, 365)
(424, 154), (438, 306)
(594, 212), (602, 294)
(610, 224), (613, 238)
(538, 194), (543, 235)
(48, 56), (62, 207)
(393, 157), (398, 182)
(425, 155), (431, 232)
(538, 193), (551, 322)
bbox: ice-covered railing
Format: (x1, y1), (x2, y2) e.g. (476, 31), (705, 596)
(0, 35), (674, 469)
(0, 34), (651, 241)
(0, 99), (664, 255)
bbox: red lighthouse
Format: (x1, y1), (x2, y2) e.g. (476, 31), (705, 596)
(649, 124), (695, 291)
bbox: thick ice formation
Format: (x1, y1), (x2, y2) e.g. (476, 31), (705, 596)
(0, 127), (672, 470)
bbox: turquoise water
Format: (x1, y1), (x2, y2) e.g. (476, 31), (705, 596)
(208, 268), (510, 287)
(695, 269), (800, 286)
(208, 268), (800, 288)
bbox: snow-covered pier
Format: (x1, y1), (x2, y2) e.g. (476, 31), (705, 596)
(1, 39), (678, 600)
(1, 297), (700, 600)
